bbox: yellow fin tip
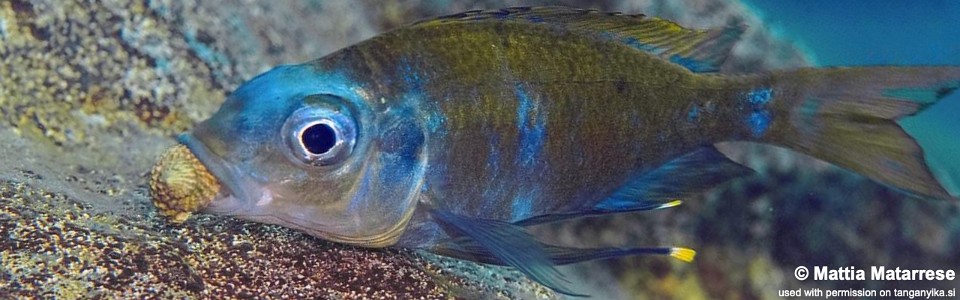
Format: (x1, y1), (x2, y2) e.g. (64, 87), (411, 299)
(659, 199), (683, 209)
(670, 248), (696, 263)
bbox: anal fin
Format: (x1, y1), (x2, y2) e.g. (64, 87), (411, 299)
(598, 146), (754, 210)
(517, 146), (754, 226)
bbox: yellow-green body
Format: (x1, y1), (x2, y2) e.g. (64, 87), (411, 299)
(313, 13), (759, 244)
(179, 7), (959, 295)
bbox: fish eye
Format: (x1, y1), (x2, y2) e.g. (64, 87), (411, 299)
(300, 121), (338, 155)
(282, 99), (357, 167)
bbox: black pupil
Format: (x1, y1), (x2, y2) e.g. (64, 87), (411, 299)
(301, 123), (337, 155)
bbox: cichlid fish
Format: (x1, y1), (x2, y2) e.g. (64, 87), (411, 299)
(166, 7), (960, 295)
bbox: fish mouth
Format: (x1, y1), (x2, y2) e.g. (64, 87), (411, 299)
(177, 133), (260, 215)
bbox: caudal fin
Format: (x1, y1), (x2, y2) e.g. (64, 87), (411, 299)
(760, 67), (960, 199)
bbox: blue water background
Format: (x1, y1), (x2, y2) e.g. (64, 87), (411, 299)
(741, 0), (960, 195)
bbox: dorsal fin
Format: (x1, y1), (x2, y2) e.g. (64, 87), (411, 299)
(413, 6), (745, 73)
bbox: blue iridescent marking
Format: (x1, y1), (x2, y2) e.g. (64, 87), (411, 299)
(669, 55), (716, 73)
(510, 191), (536, 222)
(622, 37), (660, 53)
(424, 109), (446, 134)
(746, 88), (773, 106)
(400, 58), (425, 91)
(380, 115), (423, 167)
(747, 111), (772, 137)
(526, 15), (545, 23)
(396, 58), (441, 133)
(687, 106), (700, 122)
(515, 83), (546, 167)
(403, 71), (422, 89)
(740, 88), (774, 137)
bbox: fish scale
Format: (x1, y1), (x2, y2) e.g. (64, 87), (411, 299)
(339, 27), (719, 218)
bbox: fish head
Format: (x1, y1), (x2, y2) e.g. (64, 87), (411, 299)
(179, 64), (426, 247)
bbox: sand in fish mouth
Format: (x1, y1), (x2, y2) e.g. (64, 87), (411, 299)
(149, 144), (220, 223)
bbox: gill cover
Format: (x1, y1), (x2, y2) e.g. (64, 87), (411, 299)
(180, 64), (427, 247)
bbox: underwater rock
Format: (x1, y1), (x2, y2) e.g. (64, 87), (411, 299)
(0, 0), (559, 298)
(4, 0), (956, 298)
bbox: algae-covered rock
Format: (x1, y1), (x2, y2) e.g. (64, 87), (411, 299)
(0, 0), (558, 298)
(5, 0), (958, 299)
